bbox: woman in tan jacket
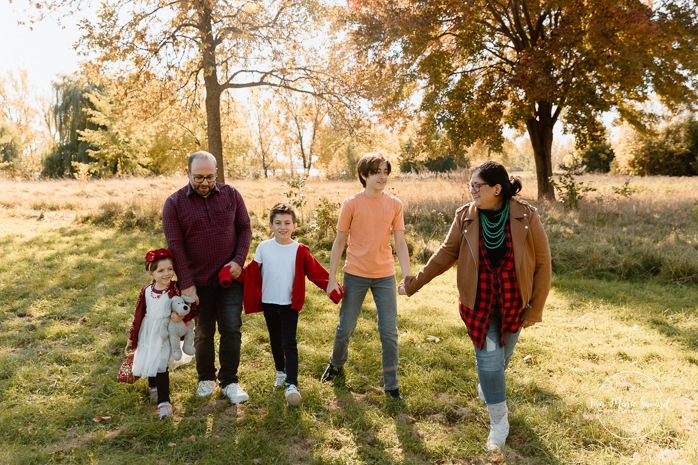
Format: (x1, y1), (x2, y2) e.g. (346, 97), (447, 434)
(400, 161), (551, 451)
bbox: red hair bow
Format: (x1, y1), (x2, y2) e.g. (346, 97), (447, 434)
(145, 248), (174, 263)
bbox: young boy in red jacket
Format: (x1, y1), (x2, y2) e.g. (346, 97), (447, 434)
(222, 203), (342, 406)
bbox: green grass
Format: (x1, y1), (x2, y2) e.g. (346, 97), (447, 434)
(1, 176), (697, 464)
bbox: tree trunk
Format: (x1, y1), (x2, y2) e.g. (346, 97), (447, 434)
(526, 101), (556, 202)
(198, 2), (225, 183)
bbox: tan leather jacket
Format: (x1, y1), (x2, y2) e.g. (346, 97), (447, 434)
(404, 199), (552, 322)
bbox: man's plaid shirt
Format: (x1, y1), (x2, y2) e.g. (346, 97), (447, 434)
(458, 223), (523, 350)
(163, 183), (252, 289)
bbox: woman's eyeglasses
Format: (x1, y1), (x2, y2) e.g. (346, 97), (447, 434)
(469, 181), (489, 193)
(192, 175), (216, 183)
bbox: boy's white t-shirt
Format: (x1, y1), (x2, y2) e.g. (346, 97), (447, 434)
(253, 239), (299, 305)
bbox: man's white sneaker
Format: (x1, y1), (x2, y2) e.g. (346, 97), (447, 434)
(222, 383), (249, 404)
(285, 384), (302, 406)
(274, 371), (287, 388)
(196, 380), (216, 397)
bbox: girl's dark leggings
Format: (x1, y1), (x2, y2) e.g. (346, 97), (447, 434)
(148, 368), (170, 404)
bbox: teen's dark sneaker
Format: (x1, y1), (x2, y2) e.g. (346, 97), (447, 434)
(320, 363), (344, 382)
(385, 388), (403, 401)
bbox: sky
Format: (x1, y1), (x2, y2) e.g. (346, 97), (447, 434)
(0, 1), (83, 97)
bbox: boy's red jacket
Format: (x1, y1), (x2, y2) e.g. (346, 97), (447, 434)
(237, 243), (340, 314)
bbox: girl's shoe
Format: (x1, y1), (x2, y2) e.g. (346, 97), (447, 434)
(149, 387), (158, 404)
(285, 384), (302, 406)
(274, 371), (286, 388)
(158, 402), (173, 420)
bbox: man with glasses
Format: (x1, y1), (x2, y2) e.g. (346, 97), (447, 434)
(163, 151), (252, 404)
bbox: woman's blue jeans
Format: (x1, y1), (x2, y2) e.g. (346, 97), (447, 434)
(473, 315), (521, 404)
(329, 273), (399, 391)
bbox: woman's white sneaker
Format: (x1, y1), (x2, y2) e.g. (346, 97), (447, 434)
(486, 401), (509, 450)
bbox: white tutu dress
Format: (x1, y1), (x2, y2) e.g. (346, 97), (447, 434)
(132, 285), (172, 378)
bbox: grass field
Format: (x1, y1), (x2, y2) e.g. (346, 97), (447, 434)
(0, 173), (697, 464)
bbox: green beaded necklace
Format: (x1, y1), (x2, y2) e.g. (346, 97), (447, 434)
(480, 202), (509, 250)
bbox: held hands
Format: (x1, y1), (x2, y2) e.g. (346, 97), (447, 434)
(398, 279), (407, 296)
(181, 285), (199, 306)
(326, 277), (341, 296)
(397, 277), (413, 296)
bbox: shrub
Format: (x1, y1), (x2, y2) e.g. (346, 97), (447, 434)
(549, 160), (596, 209)
(629, 114), (698, 176)
(580, 142), (614, 173)
(80, 200), (161, 231)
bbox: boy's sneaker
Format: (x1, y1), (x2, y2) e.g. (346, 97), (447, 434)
(320, 363), (343, 383)
(197, 380), (216, 397)
(385, 388), (403, 401)
(274, 371), (287, 388)
(222, 383), (249, 404)
(285, 384), (302, 406)
(149, 387), (158, 404)
(158, 402), (173, 420)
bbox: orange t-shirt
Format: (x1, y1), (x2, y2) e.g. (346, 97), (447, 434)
(337, 192), (405, 278)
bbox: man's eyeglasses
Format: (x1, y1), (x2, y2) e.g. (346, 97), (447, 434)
(469, 181), (489, 193)
(192, 174), (216, 183)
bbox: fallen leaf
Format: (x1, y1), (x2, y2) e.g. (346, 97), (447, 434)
(426, 335), (441, 343)
(93, 416), (111, 422)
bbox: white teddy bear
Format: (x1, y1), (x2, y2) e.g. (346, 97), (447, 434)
(164, 295), (196, 361)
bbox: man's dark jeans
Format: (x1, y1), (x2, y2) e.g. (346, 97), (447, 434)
(194, 280), (243, 388)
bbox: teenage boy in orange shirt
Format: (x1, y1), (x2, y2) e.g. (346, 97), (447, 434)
(322, 153), (411, 400)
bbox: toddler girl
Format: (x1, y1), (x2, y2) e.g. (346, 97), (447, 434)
(126, 248), (192, 420)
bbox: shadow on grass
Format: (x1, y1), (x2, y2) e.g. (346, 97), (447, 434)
(329, 383), (431, 464)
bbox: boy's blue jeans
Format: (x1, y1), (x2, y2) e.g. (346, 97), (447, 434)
(473, 314), (521, 404)
(329, 273), (399, 391)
